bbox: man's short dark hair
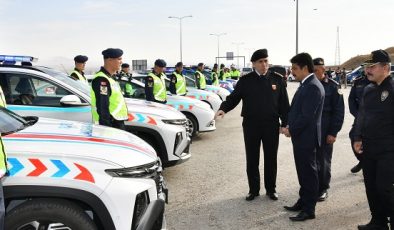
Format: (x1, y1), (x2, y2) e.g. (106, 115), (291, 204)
(290, 53), (314, 73)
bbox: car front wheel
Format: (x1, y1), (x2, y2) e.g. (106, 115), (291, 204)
(5, 198), (97, 230)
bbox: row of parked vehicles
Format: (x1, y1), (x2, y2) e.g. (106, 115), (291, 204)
(0, 55), (236, 230)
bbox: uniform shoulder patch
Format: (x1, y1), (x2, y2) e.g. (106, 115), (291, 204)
(272, 71), (284, 78)
(100, 85), (108, 95)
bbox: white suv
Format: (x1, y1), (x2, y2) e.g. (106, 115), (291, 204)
(1, 107), (167, 230)
(0, 62), (190, 167)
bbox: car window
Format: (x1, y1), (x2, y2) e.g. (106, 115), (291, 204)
(3, 73), (80, 107)
(0, 107), (27, 135)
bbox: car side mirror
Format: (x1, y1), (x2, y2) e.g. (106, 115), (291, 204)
(60, 95), (88, 106)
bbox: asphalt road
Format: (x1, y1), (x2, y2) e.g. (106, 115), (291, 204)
(163, 81), (369, 230)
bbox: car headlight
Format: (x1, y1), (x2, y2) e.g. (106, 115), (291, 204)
(162, 119), (187, 126)
(105, 160), (161, 178)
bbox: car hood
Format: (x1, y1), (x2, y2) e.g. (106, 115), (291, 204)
(167, 94), (211, 111)
(3, 118), (158, 168)
(186, 88), (221, 101)
(124, 98), (186, 120)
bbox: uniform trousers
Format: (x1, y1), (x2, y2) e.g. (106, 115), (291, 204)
(242, 119), (279, 195)
(292, 139), (319, 214)
(316, 141), (333, 193)
(362, 140), (394, 224)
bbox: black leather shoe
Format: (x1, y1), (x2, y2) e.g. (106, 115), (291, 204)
(284, 202), (302, 211)
(358, 221), (389, 230)
(266, 192), (278, 201)
(289, 211), (315, 221)
(318, 191), (328, 202)
(245, 193), (259, 201)
(351, 163), (362, 173)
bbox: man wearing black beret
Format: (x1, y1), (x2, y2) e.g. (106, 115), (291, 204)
(353, 49), (394, 230)
(169, 62), (187, 96)
(145, 59), (167, 103)
(312, 57), (344, 202)
(216, 49), (290, 201)
(70, 55), (88, 83)
(91, 48), (128, 130)
(195, 63), (206, 90)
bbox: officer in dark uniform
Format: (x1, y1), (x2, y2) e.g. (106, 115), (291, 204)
(70, 55), (88, 83)
(354, 49), (394, 230)
(313, 58), (345, 202)
(169, 62), (187, 96)
(145, 59), (167, 104)
(219, 63), (225, 80)
(116, 63), (133, 98)
(348, 67), (370, 173)
(91, 48), (128, 130)
(216, 49), (290, 201)
(195, 63), (206, 90)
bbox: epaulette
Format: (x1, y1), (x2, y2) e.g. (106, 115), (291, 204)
(328, 78), (340, 85)
(272, 71), (284, 78)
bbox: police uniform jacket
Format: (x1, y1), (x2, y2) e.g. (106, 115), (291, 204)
(91, 67), (115, 127)
(219, 70), (290, 126)
(145, 71), (167, 103)
(348, 75), (370, 118)
(320, 77), (344, 138)
(354, 76), (394, 145)
(70, 68), (85, 81)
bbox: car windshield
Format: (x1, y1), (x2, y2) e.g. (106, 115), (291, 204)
(0, 107), (32, 135)
(35, 66), (90, 96)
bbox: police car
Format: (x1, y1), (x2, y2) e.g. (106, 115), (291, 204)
(121, 75), (216, 137)
(182, 75), (230, 101)
(1, 107), (166, 230)
(0, 56), (190, 167)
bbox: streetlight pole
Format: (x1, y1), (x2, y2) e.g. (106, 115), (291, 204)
(209, 33), (226, 64)
(168, 15), (192, 62)
(232, 42), (244, 68)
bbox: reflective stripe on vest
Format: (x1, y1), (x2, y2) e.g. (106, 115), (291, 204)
(0, 138), (7, 178)
(211, 72), (219, 86)
(173, 72), (186, 95)
(196, 71), (206, 89)
(90, 71), (128, 123)
(0, 87), (7, 108)
(148, 73), (167, 102)
(71, 70), (88, 84)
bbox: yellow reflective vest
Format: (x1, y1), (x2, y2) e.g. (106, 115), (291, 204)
(172, 72), (187, 95)
(148, 72), (167, 102)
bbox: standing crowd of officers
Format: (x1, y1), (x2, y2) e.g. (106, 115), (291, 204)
(216, 48), (394, 229)
(0, 46), (389, 230)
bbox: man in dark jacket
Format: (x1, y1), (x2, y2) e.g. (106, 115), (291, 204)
(283, 53), (324, 221)
(216, 49), (290, 202)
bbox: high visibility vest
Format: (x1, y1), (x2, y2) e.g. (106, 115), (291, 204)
(125, 83), (133, 95)
(90, 71), (128, 123)
(148, 73), (167, 102)
(196, 71), (206, 89)
(173, 72), (186, 95)
(229, 70), (240, 79)
(223, 72), (231, 81)
(0, 86), (7, 108)
(71, 70), (88, 84)
(0, 138), (6, 178)
(0, 87), (7, 178)
(211, 71), (219, 86)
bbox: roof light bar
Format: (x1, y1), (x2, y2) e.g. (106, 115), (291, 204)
(0, 55), (38, 63)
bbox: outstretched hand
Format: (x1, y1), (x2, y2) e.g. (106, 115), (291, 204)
(215, 110), (225, 119)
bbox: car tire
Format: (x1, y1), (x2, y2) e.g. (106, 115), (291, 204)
(184, 113), (198, 137)
(5, 198), (97, 230)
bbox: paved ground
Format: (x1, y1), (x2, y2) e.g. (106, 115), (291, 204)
(163, 82), (370, 230)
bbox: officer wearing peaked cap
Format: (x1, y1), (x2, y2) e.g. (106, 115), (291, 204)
(354, 49), (394, 230)
(70, 55), (88, 84)
(312, 57), (344, 202)
(145, 59), (167, 103)
(216, 48), (290, 201)
(169, 62), (187, 96)
(90, 48), (128, 130)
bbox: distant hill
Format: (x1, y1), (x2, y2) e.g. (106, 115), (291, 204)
(341, 47), (394, 69)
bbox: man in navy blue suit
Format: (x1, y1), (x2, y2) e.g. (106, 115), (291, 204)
(282, 53), (324, 221)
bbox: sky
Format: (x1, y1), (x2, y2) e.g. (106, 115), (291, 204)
(1, 0), (394, 72)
